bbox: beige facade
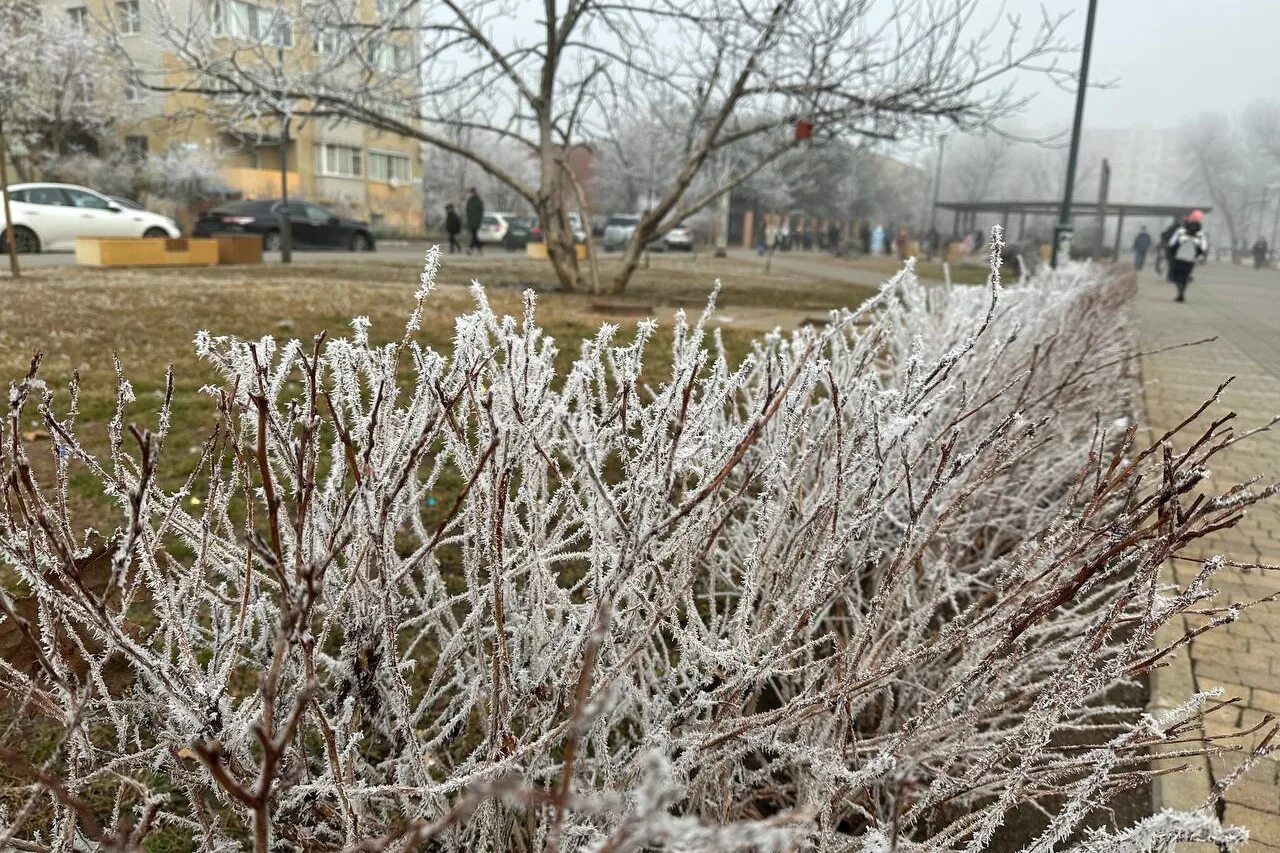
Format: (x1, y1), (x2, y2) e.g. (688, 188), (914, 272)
(39, 0), (424, 233)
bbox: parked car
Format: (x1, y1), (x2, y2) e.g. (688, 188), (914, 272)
(193, 199), (375, 251)
(602, 214), (641, 251)
(476, 212), (512, 245)
(502, 216), (538, 250)
(566, 212), (588, 244)
(0, 182), (180, 253)
(664, 223), (695, 251)
(108, 195), (146, 211)
(603, 214), (665, 252)
(528, 213), (588, 244)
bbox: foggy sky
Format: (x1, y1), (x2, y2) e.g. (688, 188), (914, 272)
(1018, 0), (1280, 130)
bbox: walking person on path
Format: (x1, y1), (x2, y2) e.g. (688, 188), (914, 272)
(1156, 217), (1179, 277)
(1167, 210), (1208, 302)
(1131, 226), (1152, 271)
(871, 223), (885, 255)
(1252, 237), (1270, 269)
(444, 203), (462, 253)
(465, 188), (484, 255)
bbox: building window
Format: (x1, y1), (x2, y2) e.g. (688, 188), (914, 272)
(73, 77), (94, 105)
(315, 143), (362, 178)
(213, 0), (292, 47)
(367, 40), (409, 72)
(117, 0), (141, 34)
(67, 6), (89, 30)
(124, 136), (149, 159)
(123, 73), (146, 102)
(369, 151), (411, 184)
(314, 27), (340, 54)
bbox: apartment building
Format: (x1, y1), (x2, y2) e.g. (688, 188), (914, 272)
(40, 0), (424, 233)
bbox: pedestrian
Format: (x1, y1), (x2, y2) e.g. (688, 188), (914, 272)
(444, 203), (462, 253)
(924, 227), (940, 260)
(1156, 217), (1179, 276)
(871, 223), (885, 255)
(465, 187), (484, 255)
(895, 228), (909, 260)
(827, 223), (841, 254)
(884, 223), (896, 255)
(859, 221), (872, 255)
(1167, 210), (1208, 302)
(1252, 237), (1270, 269)
(1131, 225), (1152, 271)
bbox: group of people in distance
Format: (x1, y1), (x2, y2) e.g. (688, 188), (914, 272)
(1131, 210), (1209, 302)
(443, 188), (485, 255)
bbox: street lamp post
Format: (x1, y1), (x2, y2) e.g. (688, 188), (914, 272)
(1051, 0), (1100, 268)
(929, 132), (947, 233)
(276, 45), (292, 264)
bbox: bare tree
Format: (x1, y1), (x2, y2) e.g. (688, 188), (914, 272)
(941, 133), (1014, 203)
(1177, 113), (1269, 255)
(130, 0), (1073, 292)
(1242, 99), (1280, 168)
(0, 1), (123, 182)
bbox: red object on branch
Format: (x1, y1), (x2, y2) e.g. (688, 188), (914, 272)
(794, 119), (813, 141)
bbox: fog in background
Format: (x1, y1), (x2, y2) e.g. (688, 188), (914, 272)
(1018, 0), (1279, 130)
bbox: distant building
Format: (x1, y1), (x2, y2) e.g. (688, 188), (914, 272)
(36, 0), (424, 233)
(1080, 126), (1185, 206)
(1077, 126), (1191, 251)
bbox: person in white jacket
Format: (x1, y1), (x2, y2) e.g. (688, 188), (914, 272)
(1167, 210), (1208, 302)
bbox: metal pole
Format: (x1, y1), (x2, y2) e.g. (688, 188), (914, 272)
(278, 115), (292, 264)
(930, 133), (947, 232)
(276, 46), (292, 264)
(1051, 0), (1100, 268)
(0, 119), (20, 278)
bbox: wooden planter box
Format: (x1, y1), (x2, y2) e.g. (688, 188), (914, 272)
(212, 234), (263, 265)
(526, 242), (589, 261)
(75, 237), (219, 268)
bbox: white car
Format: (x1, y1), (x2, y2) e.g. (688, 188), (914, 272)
(602, 214), (640, 251)
(477, 212), (513, 244)
(603, 213), (665, 252)
(0, 182), (181, 253)
(664, 223), (695, 251)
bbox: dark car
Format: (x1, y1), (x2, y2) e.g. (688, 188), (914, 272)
(193, 199), (375, 251)
(503, 216), (538, 250)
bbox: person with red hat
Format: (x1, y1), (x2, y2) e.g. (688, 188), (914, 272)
(1166, 210), (1208, 302)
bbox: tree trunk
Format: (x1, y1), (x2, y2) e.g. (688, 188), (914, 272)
(537, 196), (583, 292)
(609, 233), (647, 294)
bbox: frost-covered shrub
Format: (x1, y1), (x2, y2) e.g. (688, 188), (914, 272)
(0, 234), (1275, 851)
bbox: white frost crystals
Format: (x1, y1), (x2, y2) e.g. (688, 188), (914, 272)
(1, 237), (1276, 851)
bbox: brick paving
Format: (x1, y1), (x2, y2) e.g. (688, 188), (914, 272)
(1138, 262), (1280, 848)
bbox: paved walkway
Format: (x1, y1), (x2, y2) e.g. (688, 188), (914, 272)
(1138, 262), (1280, 846)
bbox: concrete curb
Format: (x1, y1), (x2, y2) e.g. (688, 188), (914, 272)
(1137, 324), (1220, 851)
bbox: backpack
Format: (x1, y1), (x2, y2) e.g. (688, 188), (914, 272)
(1174, 232), (1200, 263)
